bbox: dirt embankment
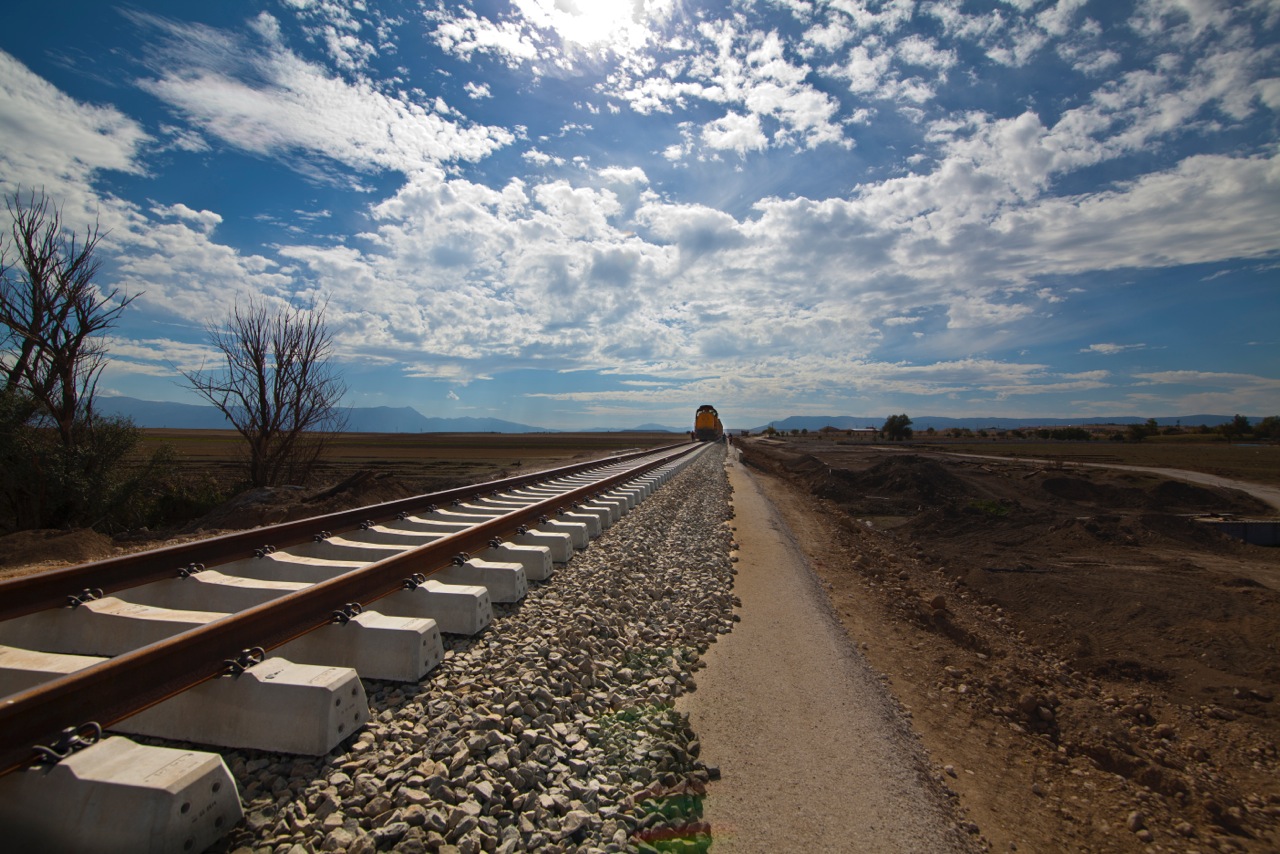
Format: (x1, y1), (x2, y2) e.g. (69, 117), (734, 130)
(739, 440), (1280, 853)
(0, 470), (464, 581)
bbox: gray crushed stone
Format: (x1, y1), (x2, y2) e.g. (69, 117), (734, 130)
(212, 445), (734, 854)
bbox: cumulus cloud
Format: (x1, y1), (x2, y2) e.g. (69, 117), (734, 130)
(0, 50), (150, 227)
(151, 202), (222, 234)
(701, 111), (768, 154)
(0, 49), (303, 329)
(426, 7), (542, 66)
(4, 0), (1276, 422)
(131, 11), (515, 178)
(112, 0), (1280, 400)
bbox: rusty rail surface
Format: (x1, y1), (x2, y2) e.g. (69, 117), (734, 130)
(0, 443), (699, 775)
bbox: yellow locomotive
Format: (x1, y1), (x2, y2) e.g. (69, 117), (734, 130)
(693, 404), (724, 442)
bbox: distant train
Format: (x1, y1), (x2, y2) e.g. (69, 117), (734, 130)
(693, 404), (724, 442)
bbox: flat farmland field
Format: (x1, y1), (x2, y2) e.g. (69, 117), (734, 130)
(136, 429), (684, 489)
(806, 437), (1280, 487)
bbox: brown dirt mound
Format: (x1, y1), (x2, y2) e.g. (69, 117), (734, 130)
(1149, 478), (1269, 514)
(1041, 475), (1147, 508)
(0, 529), (116, 569)
(816, 454), (973, 511)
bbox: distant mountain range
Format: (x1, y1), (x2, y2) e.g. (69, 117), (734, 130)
(96, 397), (1253, 435)
(748, 414), (1255, 433)
(95, 397), (684, 433)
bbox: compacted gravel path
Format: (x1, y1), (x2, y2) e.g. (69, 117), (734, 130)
(214, 446), (736, 853)
(205, 443), (971, 853)
(678, 451), (972, 852)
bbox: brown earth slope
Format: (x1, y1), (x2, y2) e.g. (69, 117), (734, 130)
(739, 439), (1279, 854)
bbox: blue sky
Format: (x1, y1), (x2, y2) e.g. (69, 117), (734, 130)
(1, 0), (1277, 430)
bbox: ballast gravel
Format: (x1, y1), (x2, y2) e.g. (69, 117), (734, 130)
(214, 446), (734, 854)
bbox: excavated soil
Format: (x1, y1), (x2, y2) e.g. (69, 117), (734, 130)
(739, 439), (1279, 854)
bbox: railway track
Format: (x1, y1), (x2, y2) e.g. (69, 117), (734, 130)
(0, 441), (709, 852)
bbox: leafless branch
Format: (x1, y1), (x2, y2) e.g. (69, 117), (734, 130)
(0, 187), (136, 443)
(181, 298), (347, 487)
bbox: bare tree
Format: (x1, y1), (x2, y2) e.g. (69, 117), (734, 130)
(0, 188), (141, 529)
(0, 188), (135, 443)
(182, 299), (347, 487)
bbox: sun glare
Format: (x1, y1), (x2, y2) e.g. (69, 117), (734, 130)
(517, 0), (649, 51)
(560, 0), (635, 45)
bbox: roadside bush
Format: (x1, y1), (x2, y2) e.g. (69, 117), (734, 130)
(1127, 419), (1160, 442)
(1034, 427), (1092, 441)
(0, 393), (226, 534)
(0, 393), (143, 531)
(107, 444), (228, 532)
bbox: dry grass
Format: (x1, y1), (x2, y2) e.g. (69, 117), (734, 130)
(135, 429), (685, 489)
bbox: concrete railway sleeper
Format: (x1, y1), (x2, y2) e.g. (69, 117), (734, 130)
(0, 443), (710, 854)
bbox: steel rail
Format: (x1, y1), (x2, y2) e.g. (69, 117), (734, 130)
(0, 444), (700, 775)
(0, 443), (688, 622)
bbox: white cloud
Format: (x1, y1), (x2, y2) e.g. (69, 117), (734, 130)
(102, 336), (224, 374)
(523, 148), (566, 166)
(427, 8), (542, 66)
(150, 203), (222, 235)
(603, 16), (851, 152)
(1127, 369), (1280, 414)
(946, 296), (1035, 329)
(825, 0), (915, 35)
(596, 166), (649, 185)
(993, 152), (1280, 275)
(0, 51), (150, 227)
(1257, 77), (1280, 109)
(801, 19), (855, 53)
(276, 0), (392, 72)
(115, 215), (295, 320)
(132, 12), (515, 178)
(1038, 0), (1091, 38)
(0, 50), (301, 332)
(895, 35), (957, 71)
(1133, 370), (1280, 389)
(7, 1), (1275, 421)
(510, 0), (668, 55)
(1082, 343), (1147, 355)
(701, 111), (768, 154)
(157, 123), (211, 153)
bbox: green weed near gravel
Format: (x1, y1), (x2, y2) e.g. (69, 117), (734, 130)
(966, 498), (1013, 517)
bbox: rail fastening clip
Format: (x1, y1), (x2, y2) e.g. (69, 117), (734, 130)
(223, 646), (267, 675)
(331, 603), (363, 624)
(66, 588), (103, 608)
(177, 562), (205, 578)
(33, 722), (103, 765)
